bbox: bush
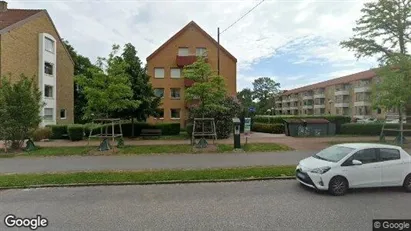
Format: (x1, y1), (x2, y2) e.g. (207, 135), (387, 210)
(30, 127), (52, 141)
(187, 96), (243, 139)
(67, 125), (84, 141)
(252, 123), (285, 134)
(340, 123), (411, 136)
(155, 123), (180, 135)
(83, 122), (181, 137)
(186, 123), (193, 138)
(47, 125), (68, 139)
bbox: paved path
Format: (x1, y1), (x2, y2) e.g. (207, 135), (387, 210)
(1, 181), (409, 231)
(0, 151), (315, 174)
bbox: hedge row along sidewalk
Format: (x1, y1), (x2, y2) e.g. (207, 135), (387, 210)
(0, 143), (293, 158)
(0, 165), (296, 189)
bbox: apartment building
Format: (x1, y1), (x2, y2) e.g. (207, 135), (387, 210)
(146, 21), (237, 127)
(0, 1), (74, 126)
(274, 69), (392, 119)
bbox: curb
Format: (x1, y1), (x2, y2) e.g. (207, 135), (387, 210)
(0, 176), (295, 190)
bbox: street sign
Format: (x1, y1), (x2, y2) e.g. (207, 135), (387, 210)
(248, 107), (256, 113)
(244, 117), (251, 137)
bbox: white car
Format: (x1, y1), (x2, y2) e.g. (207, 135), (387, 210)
(296, 143), (411, 196)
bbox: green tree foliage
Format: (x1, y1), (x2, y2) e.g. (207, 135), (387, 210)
(0, 75), (43, 150)
(113, 43), (161, 121)
(237, 88), (257, 118)
(183, 57), (227, 115)
(76, 45), (140, 120)
(62, 39), (96, 123)
(252, 77), (280, 114)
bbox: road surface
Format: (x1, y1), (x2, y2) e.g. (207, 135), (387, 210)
(0, 180), (410, 231)
(0, 151), (316, 174)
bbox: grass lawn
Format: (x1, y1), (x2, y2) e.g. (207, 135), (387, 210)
(0, 143), (293, 158)
(0, 165), (296, 188)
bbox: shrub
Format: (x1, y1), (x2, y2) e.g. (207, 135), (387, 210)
(46, 125), (68, 139)
(30, 127), (52, 141)
(67, 125), (84, 141)
(155, 123), (180, 135)
(186, 123), (193, 138)
(252, 123), (285, 134)
(187, 96), (242, 139)
(340, 123), (411, 136)
(83, 122), (181, 137)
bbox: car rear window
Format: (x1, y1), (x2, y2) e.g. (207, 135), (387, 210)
(379, 148), (400, 161)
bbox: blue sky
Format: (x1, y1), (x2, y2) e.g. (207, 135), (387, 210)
(11, 0), (378, 92)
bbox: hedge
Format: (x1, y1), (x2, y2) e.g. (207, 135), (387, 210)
(251, 123), (285, 134)
(67, 125), (84, 141)
(340, 123), (411, 136)
(46, 125), (68, 139)
(84, 122), (181, 138)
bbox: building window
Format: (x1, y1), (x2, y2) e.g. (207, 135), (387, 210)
(156, 108), (164, 119)
(44, 85), (53, 98)
(44, 108), (53, 121)
(196, 47), (207, 56)
(45, 37), (54, 53)
(171, 109), (181, 119)
(44, 62), (53, 75)
(60, 109), (66, 119)
(170, 88), (181, 99)
(178, 47), (189, 56)
(154, 88), (164, 98)
(171, 68), (181, 78)
(154, 68), (164, 78)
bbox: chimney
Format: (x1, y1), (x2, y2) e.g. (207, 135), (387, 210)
(0, 1), (7, 12)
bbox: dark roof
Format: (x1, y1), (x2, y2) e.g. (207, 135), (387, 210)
(282, 69), (377, 96)
(0, 9), (42, 30)
(146, 21), (237, 62)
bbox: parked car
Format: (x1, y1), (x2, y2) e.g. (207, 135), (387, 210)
(296, 143), (411, 196)
(356, 118), (377, 124)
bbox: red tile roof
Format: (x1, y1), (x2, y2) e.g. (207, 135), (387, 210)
(282, 69), (377, 96)
(147, 21), (237, 62)
(0, 9), (43, 31)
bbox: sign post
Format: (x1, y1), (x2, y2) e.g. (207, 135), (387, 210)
(244, 117), (251, 145)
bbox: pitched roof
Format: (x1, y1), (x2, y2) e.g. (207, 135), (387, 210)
(0, 9), (42, 31)
(146, 21), (237, 62)
(0, 9), (74, 65)
(282, 69), (377, 96)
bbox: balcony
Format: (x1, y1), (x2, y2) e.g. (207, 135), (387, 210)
(335, 102), (350, 108)
(314, 104), (325, 109)
(354, 86), (371, 93)
(302, 95), (313, 100)
(176, 55), (208, 67)
(302, 105), (313, 109)
(354, 101), (371, 107)
(313, 92), (325, 99)
(290, 97), (299, 102)
(335, 89), (350, 96)
(184, 79), (195, 87)
(290, 106), (298, 110)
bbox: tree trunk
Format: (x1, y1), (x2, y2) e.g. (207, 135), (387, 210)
(399, 106), (404, 146)
(131, 117), (135, 137)
(405, 103), (411, 124)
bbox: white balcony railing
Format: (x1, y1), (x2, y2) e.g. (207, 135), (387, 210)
(313, 105), (325, 109)
(302, 95), (313, 100)
(335, 103), (350, 108)
(302, 105), (313, 109)
(290, 106), (298, 110)
(335, 90), (350, 96)
(354, 86), (371, 93)
(313, 93), (325, 99)
(354, 101), (371, 107)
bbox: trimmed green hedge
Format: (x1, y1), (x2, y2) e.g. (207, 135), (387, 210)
(254, 115), (351, 124)
(340, 123), (411, 136)
(84, 122), (181, 138)
(46, 125), (68, 139)
(252, 123), (285, 134)
(67, 125), (84, 141)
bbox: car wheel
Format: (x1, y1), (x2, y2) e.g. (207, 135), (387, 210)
(328, 176), (348, 196)
(403, 175), (411, 192)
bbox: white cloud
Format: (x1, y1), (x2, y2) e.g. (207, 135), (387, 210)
(9, 0), (378, 89)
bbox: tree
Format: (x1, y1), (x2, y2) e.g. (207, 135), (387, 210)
(237, 88), (257, 118)
(372, 54), (411, 142)
(113, 43), (161, 136)
(76, 45), (140, 120)
(340, 0), (411, 119)
(62, 39), (97, 123)
(0, 75), (43, 150)
(252, 77), (280, 114)
(183, 57), (227, 116)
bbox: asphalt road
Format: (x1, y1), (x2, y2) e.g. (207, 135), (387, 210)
(0, 151), (316, 174)
(1, 180), (410, 231)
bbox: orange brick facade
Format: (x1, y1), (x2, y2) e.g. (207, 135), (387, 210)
(146, 21), (237, 128)
(0, 11), (74, 124)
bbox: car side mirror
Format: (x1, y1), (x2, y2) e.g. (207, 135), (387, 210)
(352, 159), (362, 165)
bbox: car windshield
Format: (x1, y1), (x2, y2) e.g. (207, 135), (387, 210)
(313, 146), (355, 162)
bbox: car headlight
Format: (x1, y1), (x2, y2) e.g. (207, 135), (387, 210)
(310, 166), (331, 174)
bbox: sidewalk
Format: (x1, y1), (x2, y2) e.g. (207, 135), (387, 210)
(0, 150), (316, 174)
